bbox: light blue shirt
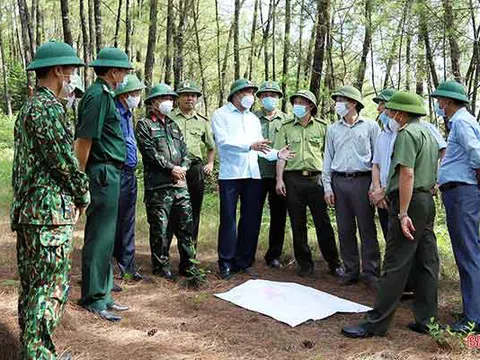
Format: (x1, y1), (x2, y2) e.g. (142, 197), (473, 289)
(211, 103), (278, 180)
(322, 117), (380, 193)
(373, 121), (446, 188)
(438, 107), (480, 185)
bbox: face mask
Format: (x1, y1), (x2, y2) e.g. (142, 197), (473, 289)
(126, 95), (141, 109)
(65, 94), (75, 109)
(60, 79), (76, 99)
(158, 100), (173, 115)
(293, 104), (308, 118)
(388, 112), (401, 132)
(261, 97), (277, 112)
(335, 102), (350, 117)
(379, 112), (390, 128)
(240, 94), (255, 109)
(435, 102), (446, 117)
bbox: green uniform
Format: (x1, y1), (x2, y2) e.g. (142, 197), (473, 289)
(136, 113), (197, 274)
(362, 120), (439, 334)
(76, 78), (126, 312)
(275, 116), (340, 273)
(11, 86), (90, 359)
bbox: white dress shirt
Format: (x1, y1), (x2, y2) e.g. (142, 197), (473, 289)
(211, 103), (278, 180)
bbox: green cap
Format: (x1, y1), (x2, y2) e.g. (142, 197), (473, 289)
(385, 91), (427, 116)
(431, 80), (469, 104)
(372, 88), (397, 104)
(27, 40), (85, 71)
(145, 83), (178, 103)
(289, 89), (318, 113)
(114, 74), (146, 97)
(88, 47), (133, 69)
(256, 80), (283, 98)
(176, 80), (202, 97)
(332, 85), (365, 109)
(228, 78), (258, 101)
(70, 74), (84, 94)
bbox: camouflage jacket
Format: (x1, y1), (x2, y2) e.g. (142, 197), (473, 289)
(10, 86), (90, 230)
(136, 113), (190, 191)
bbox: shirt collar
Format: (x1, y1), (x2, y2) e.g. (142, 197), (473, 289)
(340, 116), (364, 128)
(294, 115), (315, 126)
(227, 102), (249, 114)
(115, 99), (131, 117)
(174, 108), (197, 120)
(448, 107), (468, 127)
(260, 109), (282, 121)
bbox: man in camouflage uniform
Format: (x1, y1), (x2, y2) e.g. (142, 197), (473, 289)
(136, 83), (204, 282)
(254, 81), (288, 268)
(11, 41), (90, 360)
(169, 80), (215, 248)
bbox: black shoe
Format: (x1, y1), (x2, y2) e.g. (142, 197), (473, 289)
(112, 283), (123, 292)
(241, 267), (260, 278)
(400, 291), (415, 301)
(266, 259), (281, 269)
(297, 266), (313, 277)
(85, 308), (121, 322)
(341, 324), (375, 338)
(153, 268), (174, 279)
(329, 266), (345, 277)
(450, 316), (480, 333)
(338, 275), (359, 286)
(59, 351), (72, 360)
(218, 267), (232, 280)
(408, 322), (429, 334)
(107, 302), (129, 311)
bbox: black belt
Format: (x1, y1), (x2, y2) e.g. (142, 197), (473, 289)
(439, 181), (469, 192)
(333, 171), (371, 179)
(287, 170), (321, 177)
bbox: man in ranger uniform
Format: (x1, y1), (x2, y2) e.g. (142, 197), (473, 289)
(75, 47), (132, 322)
(254, 81), (288, 268)
(169, 80), (215, 248)
(275, 90), (343, 277)
(136, 83), (204, 283)
(11, 40), (90, 360)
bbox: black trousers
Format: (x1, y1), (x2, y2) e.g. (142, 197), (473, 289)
(260, 178), (287, 262)
(284, 172), (340, 270)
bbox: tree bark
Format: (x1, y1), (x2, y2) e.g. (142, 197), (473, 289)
(215, 0), (223, 106)
(193, 0), (208, 114)
(0, 32), (13, 116)
(174, 0), (188, 89)
(281, 0), (291, 112)
(17, 0), (34, 91)
(233, 0), (241, 79)
(80, 0), (91, 85)
(125, 0), (132, 59)
(114, 0), (123, 48)
(271, 0), (278, 80)
(419, 2), (439, 88)
(164, 0), (174, 84)
(443, 0), (462, 82)
(415, 33), (425, 96)
(262, 0), (273, 80)
(35, 0), (42, 46)
(295, 0), (305, 91)
(355, 0), (372, 91)
(93, 0), (103, 54)
(244, 0), (259, 79)
(144, 0), (158, 88)
(60, 0), (73, 46)
(304, 12), (317, 84)
(88, 0), (96, 56)
(309, 0), (329, 99)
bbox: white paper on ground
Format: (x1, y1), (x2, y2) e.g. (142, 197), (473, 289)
(214, 279), (372, 327)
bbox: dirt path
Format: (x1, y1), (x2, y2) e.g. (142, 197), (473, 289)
(0, 223), (474, 360)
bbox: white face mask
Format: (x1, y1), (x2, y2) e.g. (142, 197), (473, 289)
(335, 102), (350, 117)
(388, 112), (401, 132)
(240, 94), (255, 109)
(65, 94), (75, 109)
(60, 79), (76, 99)
(158, 100), (173, 115)
(126, 95), (141, 109)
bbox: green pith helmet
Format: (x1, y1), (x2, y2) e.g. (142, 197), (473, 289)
(145, 83), (178, 103)
(385, 91), (427, 116)
(70, 74), (85, 94)
(88, 47), (133, 69)
(331, 85), (365, 109)
(256, 80), (283, 98)
(289, 90), (318, 114)
(176, 80), (202, 97)
(227, 78), (258, 101)
(372, 88), (397, 104)
(114, 74), (146, 97)
(431, 80), (469, 104)
(27, 40), (85, 71)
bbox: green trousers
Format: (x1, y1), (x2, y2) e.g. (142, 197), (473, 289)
(361, 191), (439, 334)
(81, 163), (121, 311)
(17, 224), (73, 360)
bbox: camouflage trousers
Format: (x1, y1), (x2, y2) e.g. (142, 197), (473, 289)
(145, 186), (196, 273)
(16, 224), (74, 360)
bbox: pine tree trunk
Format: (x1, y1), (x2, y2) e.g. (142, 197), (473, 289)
(60, 0), (73, 46)
(94, 0), (103, 54)
(354, 0), (372, 91)
(233, 0), (241, 79)
(419, 3), (439, 88)
(88, 0), (96, 56)
(215, 0), (223, 106)
(193, 0), (208, 114)
(80, 0), (91, 85)
(271, 0), (278, 81)
(0, 32), (13, 116)
(35, 0), (42, 46)
(281, 0), (291, 112)
(17, 0), (34, 92)
(125, 0), (132, 59)
(144, 0), (158, 88)
(262, 0), (273, 80)
(309, 0), (329, 99)
(114, 0), (123, 48)
(164, 0), (174, 84)
(304, 13), (317, 84)
(174, 0), (187, 89)
(295, 0), (305, 91)
(443, 0), (462, 81)
(244, 0), (259, 79)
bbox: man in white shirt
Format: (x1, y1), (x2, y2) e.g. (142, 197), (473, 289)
(211, 79), (294, 279)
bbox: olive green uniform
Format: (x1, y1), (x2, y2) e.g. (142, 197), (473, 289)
(275, 116), (341, 273)
(361, 120), (439, 334)
(76, 78), (126, 312)
(170, 108), (215, 246)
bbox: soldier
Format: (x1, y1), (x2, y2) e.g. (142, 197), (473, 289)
(275, 90), (343, 277)
(434, 81), (480, 333)
(169, 80), (215, 248)
(322, 85), (381, 287)
(342, 91), (440, 337)
(113, 74), (146, 281)
(136, 83), (204, 283)
(75, 48), (132, 322)
(254, 81), (288, 268)
(11, 41), (90, 360)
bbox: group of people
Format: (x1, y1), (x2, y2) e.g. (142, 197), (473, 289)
(10, 39), (480, 359)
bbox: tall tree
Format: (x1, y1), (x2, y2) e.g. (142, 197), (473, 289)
(0, 29), (13, 116)
(164, 0), (174, 84)
(215, 0), (223, 106)
(193, 0), (208, 114)
(79, 0), (91, 85)
(244, 0), (259, 79)
(144, 0), (158, 88)
(261, 0), (273, 80)
(125, 0), (132, 59)
(114, 0), (123, 48)
(93, 0), (103, 54)
(443, 0), (461, 82)
(309, 0), (330, 99)
(35, 0), (42, 46)
(17, 0), (34, 91)
(60, 0), (73, 46)
(174, 0), (188, 88)
(295, 0), (305, 90)
(271, 0), (277, 80)
(88, 0), (96, 56)
(233, 0), (241, 79)
(354, 0), (372, 91)
(419, 2), (439, 88)
(281, 0), (291, 111)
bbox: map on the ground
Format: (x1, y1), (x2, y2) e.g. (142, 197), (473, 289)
(215, 279), (372, 327)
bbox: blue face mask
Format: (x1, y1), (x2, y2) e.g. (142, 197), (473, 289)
(293, 104), (308, 118)
(435, 102), (446, 117)
(261, 96), (277, 112)
(379, 112), (390, 128)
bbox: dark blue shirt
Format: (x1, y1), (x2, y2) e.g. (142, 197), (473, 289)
(115, 100), (138, 168)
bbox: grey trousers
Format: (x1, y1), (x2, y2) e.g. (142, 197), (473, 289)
(332, 173), (380, 279)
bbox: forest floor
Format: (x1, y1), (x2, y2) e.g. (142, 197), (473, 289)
(0, 216), (478, 360)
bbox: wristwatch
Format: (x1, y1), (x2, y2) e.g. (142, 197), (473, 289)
(398, 212), (408, 220)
